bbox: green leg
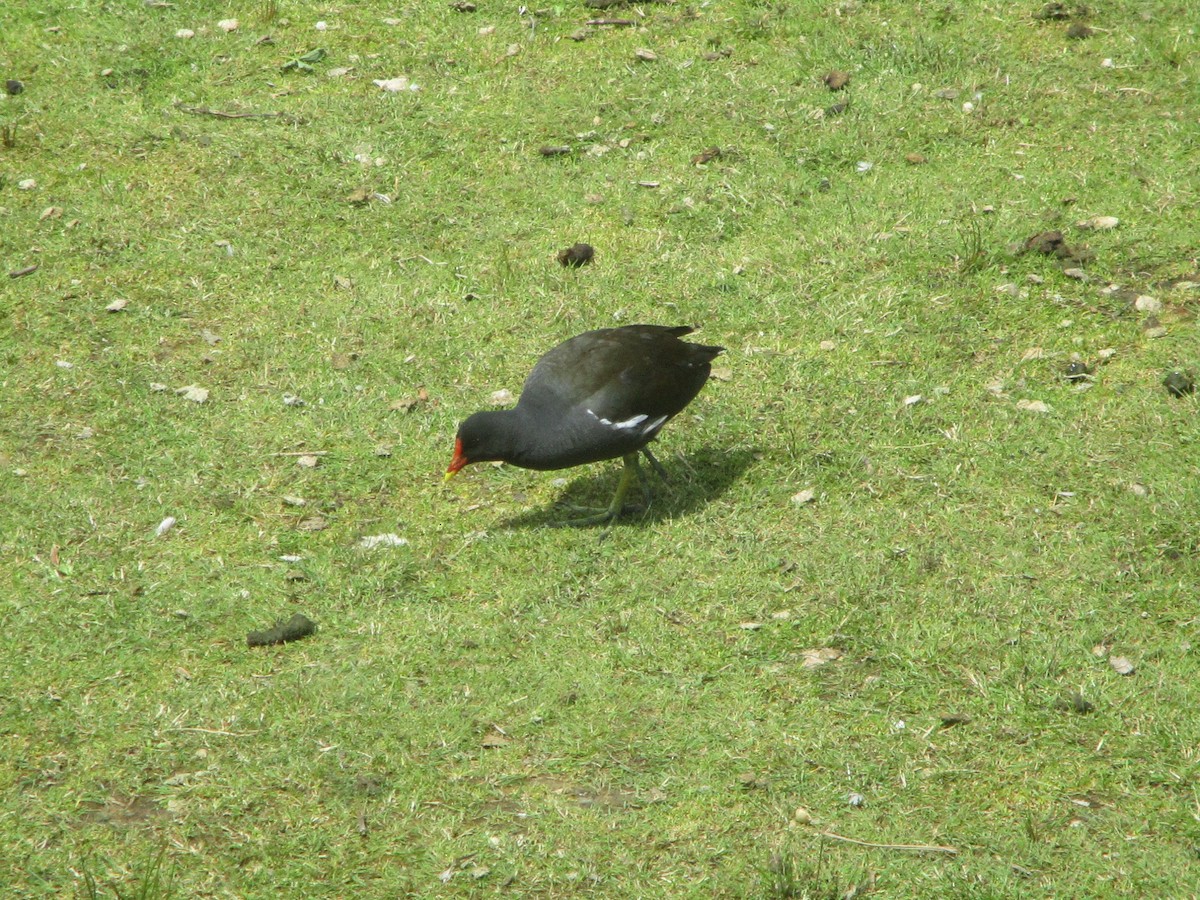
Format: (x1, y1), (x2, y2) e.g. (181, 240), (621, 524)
(556, 453), (643, 527)
(640, 446), (670, 484)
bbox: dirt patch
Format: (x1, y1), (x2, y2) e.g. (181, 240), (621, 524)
(79, 792), (166, 828)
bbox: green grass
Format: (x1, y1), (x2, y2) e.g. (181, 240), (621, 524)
(2, 0), (1199, 896)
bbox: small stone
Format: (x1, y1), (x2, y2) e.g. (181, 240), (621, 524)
(823, 70), (850, 91)
(819, 340), (836, 351)
(1133, 295), (1162, 314)
(358, 533), (409, 550)
(1163, 370), (1195, 397)
(17, 179), (36, 190)
(374, 76), (418, 93)
(848, 792), (865, 807)
(557, 242), (595, 268)
(634, 48), (657, 62)
(176, 385), (209, 403)
(5, 79), (24, 96)
(905, 152), (927, 165)
(1077, 215), (1119, 230)
(217, 18), (238, 32)
(1144, 320), (1168, 339)
(1108, 655), (1135, 676)
(1025, 230), (1066, 255)
(1016, 399), (1050, 413)
(175, 28), (195, 39)
(1063, 360), (1092, 382)
(1063, 267), (1087, 280)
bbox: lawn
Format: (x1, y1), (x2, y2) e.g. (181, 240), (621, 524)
(2, 0), (1199, 896)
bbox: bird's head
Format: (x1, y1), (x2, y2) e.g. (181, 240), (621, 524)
(445, 412), (509, 481)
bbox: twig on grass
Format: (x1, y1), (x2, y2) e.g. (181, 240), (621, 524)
(819, 831), (959, 855)
(175, 103), (304, 124)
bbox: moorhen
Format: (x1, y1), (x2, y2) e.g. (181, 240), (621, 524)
(446, 324), (723, 525)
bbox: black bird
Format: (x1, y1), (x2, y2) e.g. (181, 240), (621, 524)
(446, 325), (723, 524)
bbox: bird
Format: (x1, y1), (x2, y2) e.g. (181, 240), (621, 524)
(446, 324), (723, 525)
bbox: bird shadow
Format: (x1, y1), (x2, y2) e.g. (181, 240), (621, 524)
(498, 447), (756, 530)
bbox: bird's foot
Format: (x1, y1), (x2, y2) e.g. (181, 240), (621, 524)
(550, 500), (645, 528)
(550, 453), (647, 528)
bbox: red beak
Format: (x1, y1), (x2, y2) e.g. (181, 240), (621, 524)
(445, 437), (468, 478)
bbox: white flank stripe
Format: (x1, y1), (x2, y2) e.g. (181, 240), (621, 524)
(587, 409), (666, 433)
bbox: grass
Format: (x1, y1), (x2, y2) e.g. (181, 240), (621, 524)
(2, 0), (1199, 896)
